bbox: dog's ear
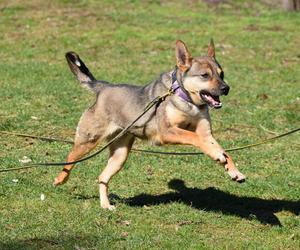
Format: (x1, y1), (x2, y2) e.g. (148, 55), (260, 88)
(207, 38), (215, 58)
(175, 40), (192, 72)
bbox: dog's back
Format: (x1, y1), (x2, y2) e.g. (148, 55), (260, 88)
(65, 51), (171, 138)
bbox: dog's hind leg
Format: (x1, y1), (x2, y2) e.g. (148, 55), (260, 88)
(53, 109), (104, 186)
(98, 134), (135, 210)
(53, 140), (100, 186)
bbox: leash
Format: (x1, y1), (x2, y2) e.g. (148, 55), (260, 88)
(0, 127), (299, 172)
(0, 90), (173, 173)
(131, 127), (300, 155)
(0, 65), (299, 172)
(0, 131), (73, 144)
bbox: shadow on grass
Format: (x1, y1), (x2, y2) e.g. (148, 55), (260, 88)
(124, 179), (300, 226)
(72, 178), (299, 226)
(0, 235), (102, 250)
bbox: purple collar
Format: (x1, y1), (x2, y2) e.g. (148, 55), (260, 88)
(171, 70), (192, 103)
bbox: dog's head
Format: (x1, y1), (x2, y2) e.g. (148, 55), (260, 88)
(175, 39), (230, 109)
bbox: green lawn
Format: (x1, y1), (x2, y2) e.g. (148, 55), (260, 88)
(0, 0), (299, 249)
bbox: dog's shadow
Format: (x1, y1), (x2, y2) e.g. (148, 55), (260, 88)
(123, 179), (299, 226)
(73, 179), (299, 226)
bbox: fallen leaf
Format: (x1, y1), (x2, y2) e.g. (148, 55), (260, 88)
(257, 93), (269, 100)
(19, 156), (32, 164)
(122, 220), (131, 226)
(121, 232), (129, 238)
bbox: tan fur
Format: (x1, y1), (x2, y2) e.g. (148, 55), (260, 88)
(54, 40), (246, 209)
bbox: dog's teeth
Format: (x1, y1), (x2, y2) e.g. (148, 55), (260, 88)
(75, 60), (81, 66)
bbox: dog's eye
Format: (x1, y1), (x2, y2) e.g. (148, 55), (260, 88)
(200, 73), (209, 79)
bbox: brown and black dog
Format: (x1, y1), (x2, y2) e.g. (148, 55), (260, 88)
(54, 40), (246, 210)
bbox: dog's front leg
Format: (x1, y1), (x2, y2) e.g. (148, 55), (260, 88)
(161, 126), (245, 182)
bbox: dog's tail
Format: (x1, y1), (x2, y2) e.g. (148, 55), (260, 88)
(65, 51), (97, 91)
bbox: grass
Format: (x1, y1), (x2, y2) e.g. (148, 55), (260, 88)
(0, 0), (299, 249)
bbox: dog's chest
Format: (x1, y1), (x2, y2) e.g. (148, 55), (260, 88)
(165, 100), (207, 129)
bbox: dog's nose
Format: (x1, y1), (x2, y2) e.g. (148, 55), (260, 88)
(221, 83), (230, 95)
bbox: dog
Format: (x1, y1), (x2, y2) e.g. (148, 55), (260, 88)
(54, 39), (246, 210)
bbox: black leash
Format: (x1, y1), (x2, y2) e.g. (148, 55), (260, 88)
(0, 90), (173, 173)
(0, 127), (299, 173)
(131, 127), (300, 155)
(0, 65), (299, 173)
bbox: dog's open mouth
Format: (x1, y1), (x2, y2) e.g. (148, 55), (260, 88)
(200, 91), (222, 109)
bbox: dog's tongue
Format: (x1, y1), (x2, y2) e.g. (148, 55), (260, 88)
(204, 94), (221, 107)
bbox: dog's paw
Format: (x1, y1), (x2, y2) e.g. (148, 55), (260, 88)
(53, 173), (69, 187)
(101, 204), (116, 211)
(107, 205), (116, 211)
(226, 169), (246, 183)
(53, 178), (63, 187)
